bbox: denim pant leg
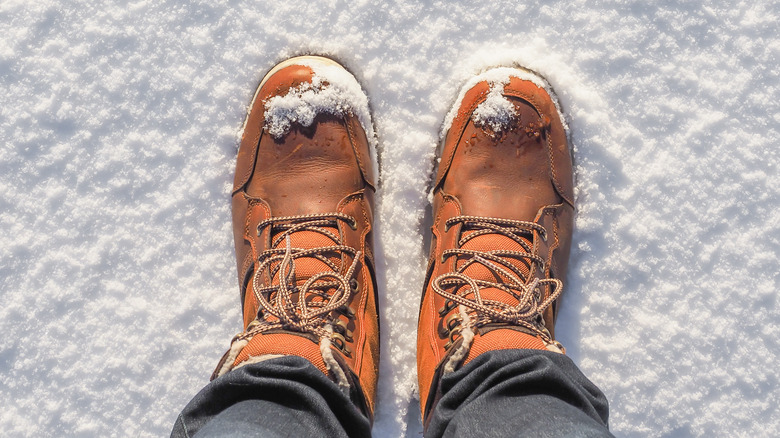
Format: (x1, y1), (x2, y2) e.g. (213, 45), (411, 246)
(171, 355), (371, 438)
(425, 349), (614, 438)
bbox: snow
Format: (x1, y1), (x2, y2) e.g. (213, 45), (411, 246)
(443, 66), (566, 138)
(1, 1), (779, 437)
(263, 58), (378, 161)
(471, 82), (518, 134)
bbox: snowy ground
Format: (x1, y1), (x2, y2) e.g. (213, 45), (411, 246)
(2, 0), (779, 436)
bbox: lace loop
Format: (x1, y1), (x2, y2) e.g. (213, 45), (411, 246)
(432, 215), (561, 344)
(241, 213), (362, 341)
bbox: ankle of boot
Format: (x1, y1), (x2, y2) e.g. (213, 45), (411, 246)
(211, 331), (375, 420)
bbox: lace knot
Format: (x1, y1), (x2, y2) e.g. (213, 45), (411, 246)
(432, 215), (561, 344)
(243, 213), (362, 342)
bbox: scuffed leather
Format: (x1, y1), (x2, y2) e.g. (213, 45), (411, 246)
(231, 63), (380, 417)
(418, 75), (575, 420)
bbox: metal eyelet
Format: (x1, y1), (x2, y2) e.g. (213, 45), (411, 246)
(448, 328), (461, 343)
(349, 278), (359, 292)
(334, 318), (352, 333)
(443, 328), (461, 350)
(438, 300), (455, 316)
(332, 333), (352, 356)
(349, 219), (358, 230)
(438, 313), (462, 338)
(445, 313), (461, 331)
(333, 320), (354, 342)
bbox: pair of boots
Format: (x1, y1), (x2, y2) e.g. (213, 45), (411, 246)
(212, 56), (575, 426)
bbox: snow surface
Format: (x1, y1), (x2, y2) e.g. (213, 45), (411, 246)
(1, 1), (779, 437)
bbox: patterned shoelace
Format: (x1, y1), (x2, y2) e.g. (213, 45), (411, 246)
(431, 215), (562, 346)
(241, 212), (362, 341)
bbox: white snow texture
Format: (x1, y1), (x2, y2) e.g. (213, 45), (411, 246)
(1, 1), (779, 437)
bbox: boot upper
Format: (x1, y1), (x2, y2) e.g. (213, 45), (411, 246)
(417, 69), (575, 423)
(215, 58), (380, 419)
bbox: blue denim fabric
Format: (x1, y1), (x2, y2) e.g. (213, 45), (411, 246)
(171, 356), (370, 438)
(427, 349), (613, 438)
(172, 349), (612, 438)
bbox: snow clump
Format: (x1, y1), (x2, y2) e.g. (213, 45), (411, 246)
(472, 80), (517, 133)
(442, 67), (567, 138)
(262, 60), (377, 162)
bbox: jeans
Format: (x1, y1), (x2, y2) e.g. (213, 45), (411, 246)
(172, 349), (613, 437)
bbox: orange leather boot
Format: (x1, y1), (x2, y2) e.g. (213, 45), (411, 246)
(213, 56), (380, 420)
(417, 67), (575, 425)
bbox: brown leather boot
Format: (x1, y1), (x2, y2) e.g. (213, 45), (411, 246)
(417, 67), (575, 424)
(212, 56), (380, 419)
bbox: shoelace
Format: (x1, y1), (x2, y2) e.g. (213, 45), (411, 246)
(243, 213), (362, 341)
(431, 215), (562, 346)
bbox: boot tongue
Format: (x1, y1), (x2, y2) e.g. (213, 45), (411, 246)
(270, 227), (345, 306)
(250, 226), (345, 328)
(457, 230), (533, 305)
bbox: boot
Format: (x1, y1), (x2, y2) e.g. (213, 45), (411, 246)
(213, 56), (380, 420)
(416, 67), (575, 425)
